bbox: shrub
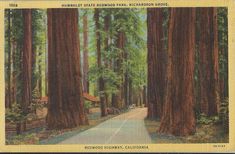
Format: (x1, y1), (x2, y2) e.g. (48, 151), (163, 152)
(5, 103), (26, 123)
(197, 113), (220, 125)
(219, 97), (229, 133)
(84, 101), (92, 110)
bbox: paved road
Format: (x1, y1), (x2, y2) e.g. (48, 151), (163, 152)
(59, 107), (152, 144)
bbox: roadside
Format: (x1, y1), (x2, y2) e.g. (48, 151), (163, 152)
(144, 118), (228, 143)
(6, 107), (124, 145)
(59, 107), (151, 144)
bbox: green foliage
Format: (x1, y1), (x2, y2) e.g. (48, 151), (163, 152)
(6, 99), (45, 123)
(6, 133), (39, 145)
(197, 113), (220, 125)
(88, 8), (147, 97)
(5, 103), (26, 123)
(219, 98), (229, 133)
(84, 101), (93, 110)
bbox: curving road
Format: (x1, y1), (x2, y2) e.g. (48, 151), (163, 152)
(59, 107), (152, 144)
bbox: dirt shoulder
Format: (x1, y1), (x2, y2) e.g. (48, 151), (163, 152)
(6, 107), (121, 145)
(144, 118), (228, 143)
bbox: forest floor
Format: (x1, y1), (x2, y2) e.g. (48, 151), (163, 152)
(144, 119), (229, 143)
(6, 107), (122, 145)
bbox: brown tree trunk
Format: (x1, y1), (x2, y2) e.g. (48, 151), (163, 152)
(143, 85), (147, 107)
(124, 72), (129, 108)
(45, 16), (48, 97)
(104, 13), (111, 108)
(32, 15), (37, 95)
(94, 9), (107, 117)
(159, 8), (196, 136)
(83, 14), (89, 93)
(139, 89), (143, 107)
(22, 9), (32, 116)
(38, 64), (42, 98)
(116, 31), (125, 109)
(12, 40), (17, 104)
(129, 79), (133, 105)
(198, 8), (220, 116)
(147, 8), (166, 119)
(6, 9), (11, 108)
(46, 9), (88, 129)
(123, 43), (129, 108)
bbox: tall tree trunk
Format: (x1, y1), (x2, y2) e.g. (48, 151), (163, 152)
(124, 44), (129, 108)
(12, 40), (17, 104)
(159, 8), (196, 136)
(32, 11), (37, 96)
(143, 85), (147, 107)
(83, 14), (89, 93)
(45, 14), (48, 96)
(104, 13), (111, 107)
(198, 8), (219, 116)
(124, 72), (129, 108)
(129, 79), (133, 105)
(38, 64), (42, 98)
(139, 89), (143, 107)
(94, 9), (107, 117)
(46, 9), (88, 129)
(147, 8), (165, 119)
(22, 9), (33, 131)
(6, 9), (11, 108)
(116, 31), (125, 109)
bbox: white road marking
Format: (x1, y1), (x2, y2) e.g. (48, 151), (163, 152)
(104, 109), (144, 144)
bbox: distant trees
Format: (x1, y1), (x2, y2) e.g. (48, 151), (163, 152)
(46, 9), (87, 129)
(88, 9), (147, 112)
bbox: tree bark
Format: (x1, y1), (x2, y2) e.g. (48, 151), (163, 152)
(116, 31), (125, 109)
(22, 9), (32, 115)
(94, 9), (107, 117)
(129, 79), (133, 105)
(147, 8), (166, 119)
(123, 41), (129, 108)
(143, 85), (147, 107)
(22, 9), (33, 131)
(46, 9), (88, 129)
(159, 8), (196, 136)
(104, 13), (111, 107)
(12, 40), (17, 104)
(38, 64), (42, 98)
(198, 8), (220, 116)
(6, 9), (11, 108)
(83, 14), (89, 93)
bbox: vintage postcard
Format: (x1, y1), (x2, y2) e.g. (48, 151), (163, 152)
(0, 0), (235, 153)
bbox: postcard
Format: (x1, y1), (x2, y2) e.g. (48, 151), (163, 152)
(0, 0), (235, 153)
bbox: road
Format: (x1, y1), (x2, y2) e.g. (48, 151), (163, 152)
(59, 107), (152, 144)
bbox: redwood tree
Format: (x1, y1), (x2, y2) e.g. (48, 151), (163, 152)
(83, 13), (89, 93)
(114, 31), (125, 109)
(104, 12), (111, 107)
(147, 8), (166, 119)
(94, 9), (107, 117)
(159, 8), (196, 136)
(22, 9), (32, 115)
(6, 9), (11, 108)
(46, 9), (88, 129)
(198, 8), (220, 116)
